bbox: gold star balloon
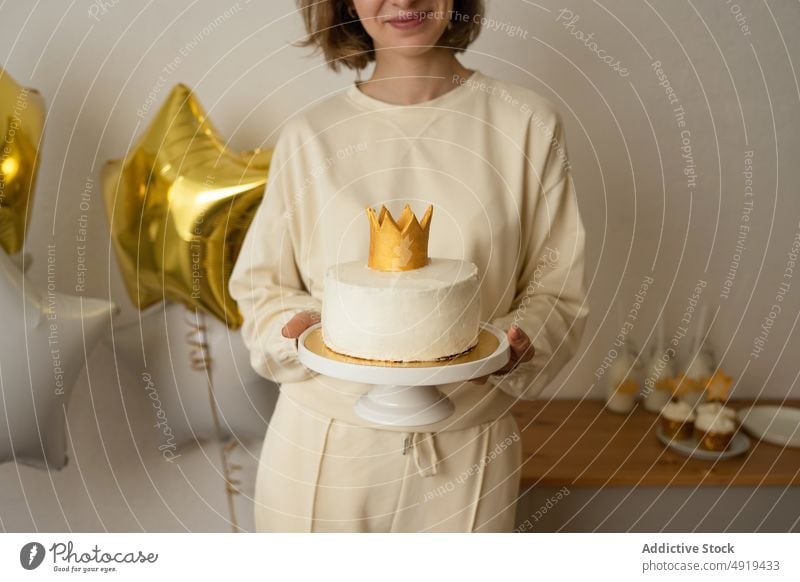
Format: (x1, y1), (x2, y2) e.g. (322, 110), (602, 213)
(102, 83), (272, 328)
(0, 68), (45, 255)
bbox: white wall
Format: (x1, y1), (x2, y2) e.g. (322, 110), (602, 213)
(1, 0), (797, 532)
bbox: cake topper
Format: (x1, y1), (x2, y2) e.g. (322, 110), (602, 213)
(366, 203), (433, 271)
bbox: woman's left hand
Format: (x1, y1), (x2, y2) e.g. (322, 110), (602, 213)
(472, 324), (535, 385)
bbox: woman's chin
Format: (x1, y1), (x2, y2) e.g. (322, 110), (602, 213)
(375, 40), (447, 59)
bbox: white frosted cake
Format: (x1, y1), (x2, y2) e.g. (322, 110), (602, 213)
(323, 258), (480, 361)
(321, 203), (481, 362)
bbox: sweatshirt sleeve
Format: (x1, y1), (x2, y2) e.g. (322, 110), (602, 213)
(488, 113), (589, 400)
(228, 127), (321, 384)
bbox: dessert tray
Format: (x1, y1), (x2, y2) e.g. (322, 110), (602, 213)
(736, 405), (800, 448)
(655, 426), (750, 460)
(297, 322), (510, 427)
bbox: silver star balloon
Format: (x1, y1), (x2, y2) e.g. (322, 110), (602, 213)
(0, 250), (117, 469)
(104, 302), (279, 456)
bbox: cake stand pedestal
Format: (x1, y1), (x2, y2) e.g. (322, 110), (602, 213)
(297, 322), (510, 427)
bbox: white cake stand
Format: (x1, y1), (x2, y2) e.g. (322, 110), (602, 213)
(297, 322), (510, 427)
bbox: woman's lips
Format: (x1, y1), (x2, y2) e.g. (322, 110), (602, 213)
(384, 12), (428, 30)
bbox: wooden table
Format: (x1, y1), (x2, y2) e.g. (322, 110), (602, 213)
(511, 399), (800, 488)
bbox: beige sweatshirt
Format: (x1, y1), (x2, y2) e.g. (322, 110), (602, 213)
(229, 70), (589, 433)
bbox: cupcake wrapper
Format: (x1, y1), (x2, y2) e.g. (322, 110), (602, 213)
(695, 429), (733, 451)
(661, 418), (694, 440)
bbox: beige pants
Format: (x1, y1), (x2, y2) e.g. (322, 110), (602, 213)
(254, 393), (522, 532)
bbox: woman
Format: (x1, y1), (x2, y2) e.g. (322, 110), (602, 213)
(229, 0), (589, 532)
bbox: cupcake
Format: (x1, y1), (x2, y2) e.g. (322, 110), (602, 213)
(695, 401), (737, 423)
(660, 400), (695, 440)
(694, 414), (736, 451)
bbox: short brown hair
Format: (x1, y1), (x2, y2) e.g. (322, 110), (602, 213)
(296, 0), (485, 71)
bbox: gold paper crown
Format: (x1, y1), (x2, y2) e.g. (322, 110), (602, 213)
(366, 203), (433, 271)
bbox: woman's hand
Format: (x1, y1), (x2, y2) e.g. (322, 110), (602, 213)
(281, 310), (321, 339)
(472, 324), (535, 385)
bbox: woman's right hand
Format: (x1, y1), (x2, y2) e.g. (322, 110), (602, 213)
(280, 310), (321, 339)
